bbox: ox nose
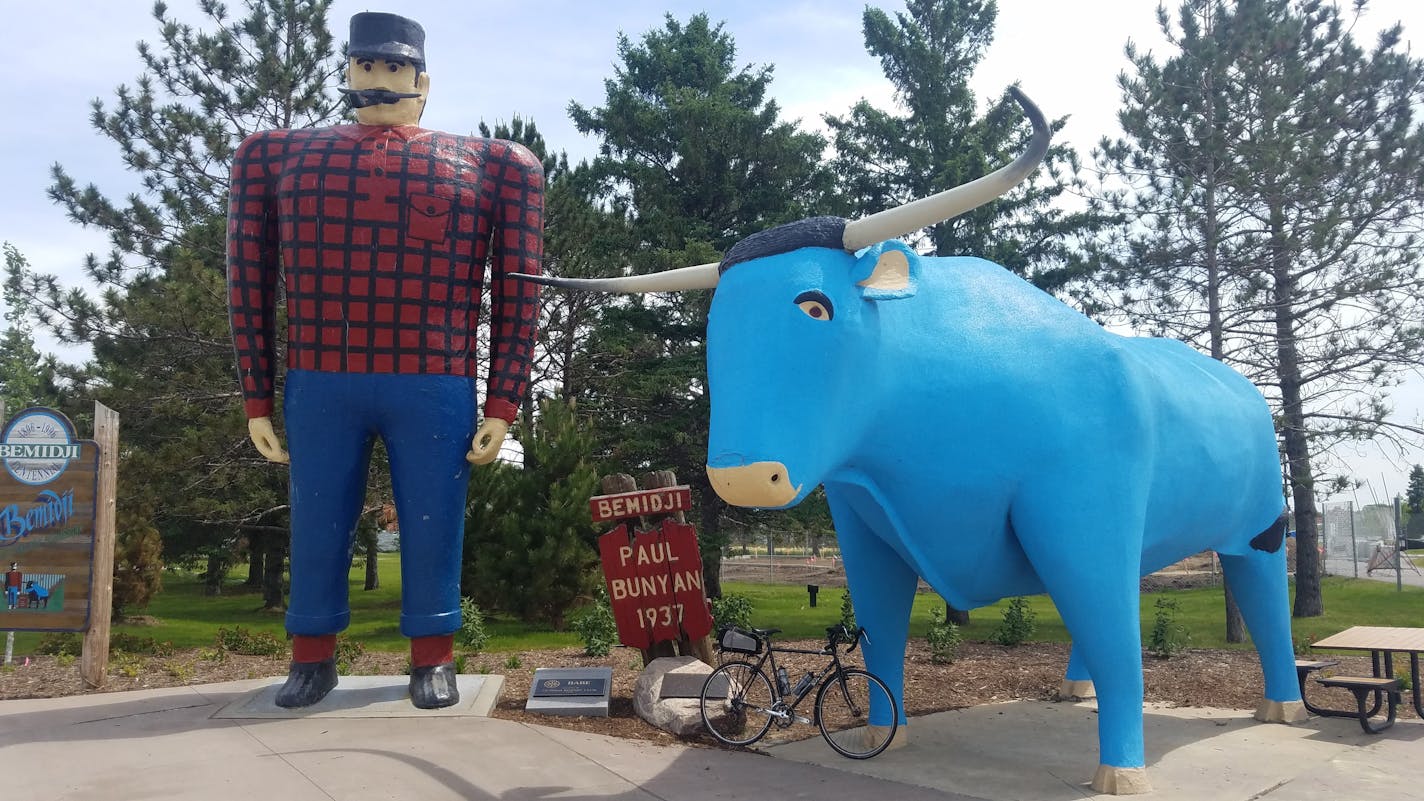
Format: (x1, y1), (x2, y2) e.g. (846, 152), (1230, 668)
(706, 462), (801, 508)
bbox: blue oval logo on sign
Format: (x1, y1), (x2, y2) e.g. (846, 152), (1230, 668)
(1, 409), (81, 486)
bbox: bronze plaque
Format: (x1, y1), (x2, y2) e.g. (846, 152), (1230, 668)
(1, 408), (100, 632)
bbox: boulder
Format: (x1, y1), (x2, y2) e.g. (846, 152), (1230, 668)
(634, 656), (714, 736)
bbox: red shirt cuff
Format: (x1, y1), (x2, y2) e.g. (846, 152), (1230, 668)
(245, 398), (274, 419)
(483, 398), (519, 424)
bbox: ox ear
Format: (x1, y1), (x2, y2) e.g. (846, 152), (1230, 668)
(853, 240), (919, 301)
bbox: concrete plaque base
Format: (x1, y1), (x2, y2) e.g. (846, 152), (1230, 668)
(526, 667), (613, 717)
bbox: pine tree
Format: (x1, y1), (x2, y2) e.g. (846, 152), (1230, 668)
(0, 245), (60, 414)
(463, 398), (601, 626)
(823, 0), (1106, 291)
(1406, 464), (1424, 540)
(1096, 0), (1424, 617)
(567, 13), (834, 597)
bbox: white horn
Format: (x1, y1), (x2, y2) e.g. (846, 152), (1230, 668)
(841, 87), (1051, 253)
(511, 261), (720, 293)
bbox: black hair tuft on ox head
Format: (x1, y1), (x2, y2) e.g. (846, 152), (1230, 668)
(719, 216), (848, 275)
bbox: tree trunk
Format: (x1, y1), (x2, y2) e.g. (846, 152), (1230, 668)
(1269, 204), (1323, 617)
(699, 487), (725, 600)
(364, 535), (380, 590)
(262, 532), (287, 611)
(945, 602), (970, 626)
(245, 529), (265, 588)
(1223, 583), (1246, 642)
(1201, 145), (1246, 644)
(203, 553), (225, 596)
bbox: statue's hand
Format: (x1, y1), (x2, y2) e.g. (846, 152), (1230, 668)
(467, 418), (510, 465)
(248, 417), (290, 464)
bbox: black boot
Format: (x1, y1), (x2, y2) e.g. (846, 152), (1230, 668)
(409, 661), (459, 709)
(274, 658), (338, 708)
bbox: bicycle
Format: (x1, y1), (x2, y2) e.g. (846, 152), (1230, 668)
(699, 623), (898, 759)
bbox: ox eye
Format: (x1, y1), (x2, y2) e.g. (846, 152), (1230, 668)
(794, 290), (833, 321)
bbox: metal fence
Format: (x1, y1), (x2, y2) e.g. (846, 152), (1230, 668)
(1318, 499), (1404, 578)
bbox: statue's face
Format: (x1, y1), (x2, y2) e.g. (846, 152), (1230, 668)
(346, 56), (429, 126)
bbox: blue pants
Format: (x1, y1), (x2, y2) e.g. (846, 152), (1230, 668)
(283, 370), (475, 638)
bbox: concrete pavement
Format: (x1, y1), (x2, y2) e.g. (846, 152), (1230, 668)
(2, 678), (1421, 800)
(769, 699), (1424, 800)
(1324, 556), (1424, 588)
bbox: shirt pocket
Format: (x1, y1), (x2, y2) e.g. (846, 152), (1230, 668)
(407, 193), (452, 243)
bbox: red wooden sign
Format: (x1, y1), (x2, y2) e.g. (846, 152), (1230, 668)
(589, 485), (692, 524)
(596, 519), (714, 650)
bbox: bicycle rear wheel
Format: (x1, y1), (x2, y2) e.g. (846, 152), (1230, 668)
(700, 661), (775, 746)
(815, 668), (897, 759)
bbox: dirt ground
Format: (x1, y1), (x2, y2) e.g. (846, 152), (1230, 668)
(718, 552), (1229, 593)
(3, 552), (1406, 745)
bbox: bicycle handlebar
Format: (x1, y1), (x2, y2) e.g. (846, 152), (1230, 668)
(825, 624), (869, 653)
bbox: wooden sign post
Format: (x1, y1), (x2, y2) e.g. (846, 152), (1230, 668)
(593, 471), (715, 666)
(0, 402), (117, 684)
(81, 402), (119, 687)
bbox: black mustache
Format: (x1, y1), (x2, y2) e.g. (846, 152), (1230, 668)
(340, 87), (422, 109)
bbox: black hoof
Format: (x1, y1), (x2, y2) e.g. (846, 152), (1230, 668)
(274, 658), (338, 708)
(409, 661), (460, 709)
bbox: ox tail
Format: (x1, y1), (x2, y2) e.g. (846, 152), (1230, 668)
(1250, 513), (1288, 553)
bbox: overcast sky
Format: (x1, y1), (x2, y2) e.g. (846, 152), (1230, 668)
(3, 0), (1422, 501)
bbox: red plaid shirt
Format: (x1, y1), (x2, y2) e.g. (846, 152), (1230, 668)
(227, 124), (542, 422)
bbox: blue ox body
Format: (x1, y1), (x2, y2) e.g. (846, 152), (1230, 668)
(703, 238), (1303, 787)
(521, 89), (1305, 792)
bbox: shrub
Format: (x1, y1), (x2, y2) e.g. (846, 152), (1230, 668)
(36, 632), (82, 656)
(457, 597), (490, 653)
(570, 589), (618, 657)
(112, 652), (145, 678)
(111, 632), (176, 657)
(454, 653), (469, 674)
(1147, 596), (1189, 659)
(839, 590), (858, 637)
(710, 592), (754, 631)
(991, 597), (1036, 646)
(504, 653), (522, 670)
(214, 626), (285, 656)
(926, 606), (963, 664)
(334, 635), (366, 675)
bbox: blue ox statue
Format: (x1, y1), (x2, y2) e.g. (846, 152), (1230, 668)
(522, 89), (1305, 794)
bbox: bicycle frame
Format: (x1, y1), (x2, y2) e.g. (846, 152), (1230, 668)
(737, 628), (864, 719)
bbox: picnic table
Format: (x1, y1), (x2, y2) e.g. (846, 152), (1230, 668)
(1300, 626), (1423, 733)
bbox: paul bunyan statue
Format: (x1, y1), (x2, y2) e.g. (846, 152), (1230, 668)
(227, 11), (542, 709)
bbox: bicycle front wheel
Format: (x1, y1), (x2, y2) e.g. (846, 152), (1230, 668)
(700, 661), (775, 747)
(815, 668), (898, 759)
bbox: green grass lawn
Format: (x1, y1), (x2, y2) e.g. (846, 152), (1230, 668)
(4, 558), (1418, 657)
(8, 553), (579, 655)
(721, 575), (1422, 652)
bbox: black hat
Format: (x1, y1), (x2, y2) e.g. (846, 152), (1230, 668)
(349, 12), (426, 67)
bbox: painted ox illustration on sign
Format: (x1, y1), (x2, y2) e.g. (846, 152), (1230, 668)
(522, 89), (1305, 794)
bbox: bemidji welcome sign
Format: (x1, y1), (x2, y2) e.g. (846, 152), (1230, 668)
(0, 407), (101, 632)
